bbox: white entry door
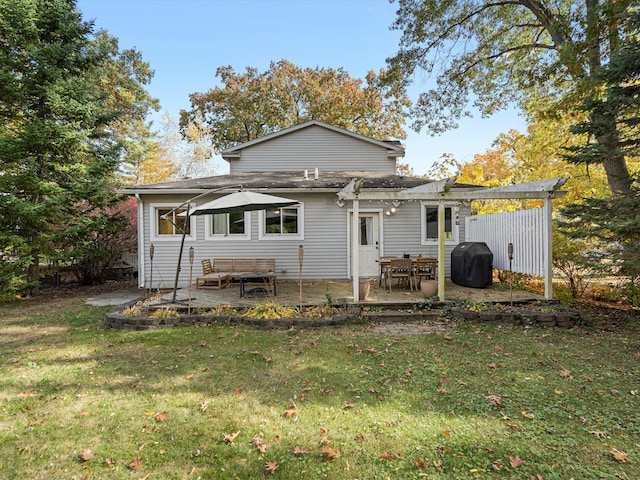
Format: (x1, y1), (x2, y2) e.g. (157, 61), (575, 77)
(356, 213), (380, 277)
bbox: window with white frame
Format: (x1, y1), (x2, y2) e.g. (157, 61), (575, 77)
(151, 204), (195, 241)
(259, 204), (304, 240)
(421, 202), (458, 244)
(205, 211), (250, 240)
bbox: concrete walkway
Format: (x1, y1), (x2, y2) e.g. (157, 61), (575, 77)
(369, 322), (457, 335)
(85, 287), (144, 307)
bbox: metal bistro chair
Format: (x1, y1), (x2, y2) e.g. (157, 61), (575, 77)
(378, 256), (397, 287)
(387, 258), (415, 292)
(415, 257), (437, 288)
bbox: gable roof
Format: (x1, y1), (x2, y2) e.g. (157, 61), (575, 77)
(221, 120), (405, 161)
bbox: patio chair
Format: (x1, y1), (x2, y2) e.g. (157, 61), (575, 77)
(415, 257), (437, 287)
(378, 256), (397, 287)
(387, 258), (415, 292)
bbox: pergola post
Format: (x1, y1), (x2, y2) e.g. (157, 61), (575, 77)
(543, 197), (554, 300)
(437, 200), (446, 300)
(351, 197), (360, 302)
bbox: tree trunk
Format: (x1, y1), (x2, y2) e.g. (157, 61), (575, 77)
(27, 252), (41, 296)
(593, 111), (632, 195)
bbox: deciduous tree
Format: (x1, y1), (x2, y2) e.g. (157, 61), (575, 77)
(180, 59), (411, 151)
(387, 0), (635, 195)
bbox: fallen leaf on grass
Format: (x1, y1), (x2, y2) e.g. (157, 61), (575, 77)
(610, 448), (632, 463)
(321, 447), (340, 459)
(521, 411), (535, 419)
(77, 410), (90, 417)
(415, 457), (430, 468)
(559, 369), (572, 378)
(129, 457), (143, 470)
(265, 461), (279, 474)
(251, 435), (269, 453)
(485, 394), (502, 407)
(509, 456), (524, 468)
(223, 431), (240, 443)
(379, 452), (404, 461)
(293, 446), (311, 455)
(342, 402), (355, 409)
(284, 401), (300, 418)
(320, 436), (332, 445)
(154, 411), (169, 422)
(80, 449), (94, 461)
(105, 458), (116, 466)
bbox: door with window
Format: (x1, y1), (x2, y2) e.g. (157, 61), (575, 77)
(353, 212), (380, 277)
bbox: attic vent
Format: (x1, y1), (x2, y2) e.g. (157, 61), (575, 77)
(314, 167), (319, 181)
(304, 169), (309, 180)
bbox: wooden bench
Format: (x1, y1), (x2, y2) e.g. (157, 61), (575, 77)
(213, 258), (277, 296)
(212, 258), (276, 280)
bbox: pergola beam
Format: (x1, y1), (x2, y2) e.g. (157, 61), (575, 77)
(339, 177), (568, 303)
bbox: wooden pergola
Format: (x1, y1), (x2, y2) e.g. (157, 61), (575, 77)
(338, 177), (568, 302)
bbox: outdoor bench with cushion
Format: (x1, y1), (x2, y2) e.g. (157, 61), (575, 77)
(201, 258), (277, 296)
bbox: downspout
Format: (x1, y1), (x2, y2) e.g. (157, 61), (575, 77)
(135, 194), (145, 289)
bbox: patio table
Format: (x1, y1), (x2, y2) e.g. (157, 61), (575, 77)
(377, 257), (437, 289)
(239, 272), (277, 298)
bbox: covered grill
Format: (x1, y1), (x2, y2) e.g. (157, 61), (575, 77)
(451, 242), (493, 288)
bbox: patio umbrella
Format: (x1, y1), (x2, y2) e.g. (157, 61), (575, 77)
(189, 190), (299, 216)
(165, 190), (299, 305)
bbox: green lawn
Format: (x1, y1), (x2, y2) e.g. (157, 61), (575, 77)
(0, 295), (638, 479)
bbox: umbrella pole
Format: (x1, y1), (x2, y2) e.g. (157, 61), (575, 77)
(170, 205), (190, 305)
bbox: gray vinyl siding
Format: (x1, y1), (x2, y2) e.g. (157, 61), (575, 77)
(139, 194), (471, 289)
(229, 126), (396, 174)
(377, 201), (471, 277)
(140, 193), (351, 289)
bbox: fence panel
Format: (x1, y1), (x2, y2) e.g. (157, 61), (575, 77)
(465, 208), (545, 277)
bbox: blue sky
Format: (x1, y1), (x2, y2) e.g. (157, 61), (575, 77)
(77, 0), (526, 176)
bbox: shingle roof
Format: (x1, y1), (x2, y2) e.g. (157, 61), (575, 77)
(118, 171), (466, 194)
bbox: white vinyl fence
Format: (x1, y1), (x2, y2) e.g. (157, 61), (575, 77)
(466, 208), (547, 277)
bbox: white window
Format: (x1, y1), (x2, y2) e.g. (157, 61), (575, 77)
(421, 202), (458, 244)
(150, 203), (196, 241)
(205, 212), (251, 241)
(258, 204), (304, 240)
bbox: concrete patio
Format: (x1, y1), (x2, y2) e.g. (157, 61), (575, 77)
(149, 277), (544, 309)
